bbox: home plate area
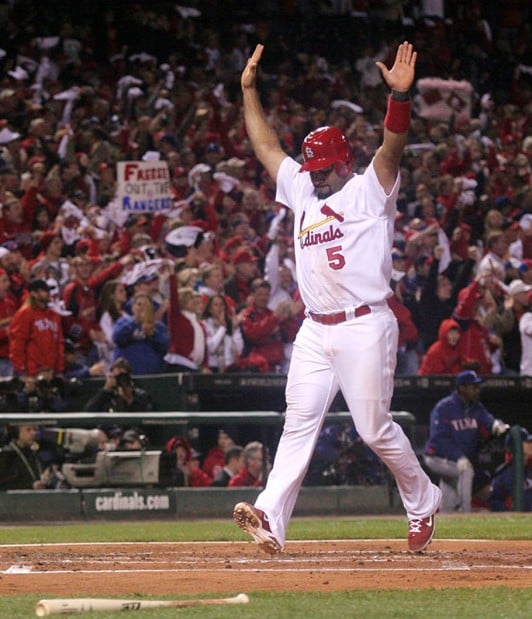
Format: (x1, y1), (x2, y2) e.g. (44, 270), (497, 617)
(0, 540), (530, 595)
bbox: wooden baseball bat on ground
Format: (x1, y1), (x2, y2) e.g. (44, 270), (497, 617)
(35, 593), (250, 616)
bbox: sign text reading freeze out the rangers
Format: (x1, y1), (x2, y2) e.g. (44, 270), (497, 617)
(116, 161), (173, 212)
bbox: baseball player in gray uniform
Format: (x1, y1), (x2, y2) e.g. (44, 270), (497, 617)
(234, 41), (442, 553)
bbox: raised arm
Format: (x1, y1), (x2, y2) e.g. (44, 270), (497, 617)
(374, 41), (417, 194)
(241, 44), (287, 182)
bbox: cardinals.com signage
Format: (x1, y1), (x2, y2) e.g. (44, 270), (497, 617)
(116, 161), (172, 212)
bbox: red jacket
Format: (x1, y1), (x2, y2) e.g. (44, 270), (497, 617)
(453, 282), (494, 374)
(165, 274), (207, 369)
(63, 262), (123, 353)
(240, 302), (284, 371)
(418, 318), (466, 375)
(188, 467), (213, 488)
(228, 467), (262, 488)
(9, 303), (64, 376)
(202, 446), (225, 479)
(21, 185), (63, 225)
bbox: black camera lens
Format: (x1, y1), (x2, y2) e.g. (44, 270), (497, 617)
(115, 373), (131, 388)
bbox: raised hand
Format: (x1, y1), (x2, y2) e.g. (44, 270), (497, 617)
(241, 44), (264, 90)
(376, 41), (417, 92)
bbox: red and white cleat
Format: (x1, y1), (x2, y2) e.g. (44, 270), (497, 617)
(408, 513), (436, 552)
(233, 502), (282, 555)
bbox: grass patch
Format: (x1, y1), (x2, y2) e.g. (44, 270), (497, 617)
(1, 589), (530, 619)
(1, 515), (529, 619)
(0, 513), (530, 545)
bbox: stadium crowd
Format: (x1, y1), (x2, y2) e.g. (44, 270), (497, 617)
(0, 0), (530, 393)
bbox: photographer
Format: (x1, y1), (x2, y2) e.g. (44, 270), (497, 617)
(83, 357), (153, 412)
(17, 368), (68, 413)
(0, 424), (52, 490)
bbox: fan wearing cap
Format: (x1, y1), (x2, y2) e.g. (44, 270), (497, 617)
(164, 435), (212, 487)
(423, 370), (509, 512)
(8, 279), (64, 378)
(233, 41), (442, 554)
(164, 224), (205, 267)
(118, 428), (145, 450)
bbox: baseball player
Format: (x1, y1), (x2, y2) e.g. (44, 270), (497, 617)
(424, 370), (510, 512)
(233, 41), (442, 553)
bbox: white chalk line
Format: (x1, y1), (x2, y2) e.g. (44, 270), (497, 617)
(0, 539), (519, 549)
(2, 565), (530, 576)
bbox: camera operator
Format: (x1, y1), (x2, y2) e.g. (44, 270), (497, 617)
(117, 428), (147, 450)
(0, 376), (25, 412)
(0, 424), (52, 490)
(17, 368), (68, 413)
(83, 357), (153, 412)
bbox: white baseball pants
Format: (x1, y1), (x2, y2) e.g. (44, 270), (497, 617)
(255, 303), (442, 546)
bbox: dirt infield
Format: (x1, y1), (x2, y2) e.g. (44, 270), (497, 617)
(1, 540), (530, 595)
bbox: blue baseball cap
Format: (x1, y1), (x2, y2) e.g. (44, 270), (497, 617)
(456, 370), (483, 386)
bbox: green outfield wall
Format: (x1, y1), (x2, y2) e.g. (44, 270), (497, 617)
(0, 486), (395, 522)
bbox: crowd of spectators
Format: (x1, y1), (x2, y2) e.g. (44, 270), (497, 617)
(0, 1), (530, 401)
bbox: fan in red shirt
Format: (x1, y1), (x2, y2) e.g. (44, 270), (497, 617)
(228, 441), (269, 488)
(63, 254), (125, 360)
(164, 435), (212, 487)
(239, 278), (287, 373)
(418, 318), (468, 376)
(452, 279), (500, 375)
(8, 279), (64, 377)
(202, 429), (236, 480)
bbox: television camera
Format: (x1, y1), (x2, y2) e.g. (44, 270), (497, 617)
(39, 427), (175, 488)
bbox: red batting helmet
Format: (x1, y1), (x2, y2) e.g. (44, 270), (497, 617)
(299, 126), (353, 174)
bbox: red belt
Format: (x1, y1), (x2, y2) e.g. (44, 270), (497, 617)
(308, 304), (371, 325)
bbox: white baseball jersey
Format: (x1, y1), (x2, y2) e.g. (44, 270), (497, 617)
(276, 156), (399, 313)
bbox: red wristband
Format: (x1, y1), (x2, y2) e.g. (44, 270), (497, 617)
(384, 96), (411, 134)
